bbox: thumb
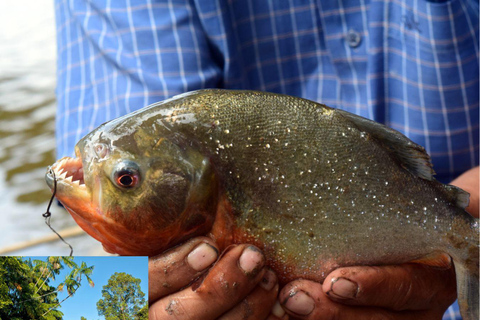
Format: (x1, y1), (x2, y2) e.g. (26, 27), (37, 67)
(322, 262), (457, 311)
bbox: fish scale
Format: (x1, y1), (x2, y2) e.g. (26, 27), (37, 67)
(174, 93), (438, 262)
(46, 89), (478, 320)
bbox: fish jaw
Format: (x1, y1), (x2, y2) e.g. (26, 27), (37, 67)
(46, 156), (89, 211)
(45, 157), (142, 255)
(46, 156), (124, 253)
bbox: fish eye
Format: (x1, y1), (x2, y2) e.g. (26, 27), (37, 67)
(112, 161), (141, 189)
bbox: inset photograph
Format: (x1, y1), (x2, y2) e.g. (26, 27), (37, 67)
(0, 256), (148, 320)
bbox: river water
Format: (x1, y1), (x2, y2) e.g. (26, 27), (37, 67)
(0, 0), (105, 255)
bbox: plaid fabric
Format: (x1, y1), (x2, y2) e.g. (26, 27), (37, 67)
(55, 1), (478, 318)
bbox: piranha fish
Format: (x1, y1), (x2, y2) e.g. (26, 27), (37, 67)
(46, 89), (478, 319)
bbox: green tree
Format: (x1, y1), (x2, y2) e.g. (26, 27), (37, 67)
(136, 304), (148, 320)
(0, 257), (94, 320)
(97, 272), (147, 320)
(0, 257), (62, 320)
(80, 317), (87, 320)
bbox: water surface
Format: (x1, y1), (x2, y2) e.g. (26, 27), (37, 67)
(0, 0), (105, 255)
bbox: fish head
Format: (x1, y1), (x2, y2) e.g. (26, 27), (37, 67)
(45, 115), (218, 256)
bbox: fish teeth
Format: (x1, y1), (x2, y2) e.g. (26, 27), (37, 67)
(70, 179), (86, 188)
(58, 158), (67, 167)
(52, 157), (85, 186)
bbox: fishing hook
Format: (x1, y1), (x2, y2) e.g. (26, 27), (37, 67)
(43, 169), (74, 256)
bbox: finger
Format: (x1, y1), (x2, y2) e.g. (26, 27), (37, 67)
(149, 244), (266, 320)
(279, 280), (319, 318)
(322, 263), (457, 311)
(218, 269), (279, 320)
(279, 280), (445, 320)
(269, 301), (289, 320)
(149, 237), (219, 303)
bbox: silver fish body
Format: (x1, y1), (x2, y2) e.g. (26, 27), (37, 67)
(52, 90), (479, 319)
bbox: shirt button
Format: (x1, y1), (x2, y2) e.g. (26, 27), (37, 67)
(346, 30), (361, 48)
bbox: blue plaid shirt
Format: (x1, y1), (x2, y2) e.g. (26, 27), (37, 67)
(55, 1), (478, 318)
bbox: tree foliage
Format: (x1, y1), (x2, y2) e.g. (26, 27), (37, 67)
(0, 257), (94, 320)
(96, 272), (147, 320)
(0, 256), (62, 320)
(136, 304), (148, 320)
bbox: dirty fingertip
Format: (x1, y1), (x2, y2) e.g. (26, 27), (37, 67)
(239, 245), (265, 275)
(260, 269), (278, 291)
(187, 242), (218, 271)
(326, 277), (358, 300)
(282, 290), (315, 316)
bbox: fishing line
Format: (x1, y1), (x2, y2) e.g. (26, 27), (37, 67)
(43, 169), (74, 256)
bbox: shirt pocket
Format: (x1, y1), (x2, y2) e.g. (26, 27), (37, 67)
(387, 0), (478, 54)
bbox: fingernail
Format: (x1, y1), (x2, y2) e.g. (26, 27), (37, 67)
(271, 301), (285, 318)
(260, 269), (277, 291)
(283, 290), (314, 315)
(187, 243), (218, 271)
(328, 277), (358, 299)
(239, 246), (265, 275)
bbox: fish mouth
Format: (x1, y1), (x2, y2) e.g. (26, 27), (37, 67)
(46, 157), (85, 190)
(45, 155), (108, 250)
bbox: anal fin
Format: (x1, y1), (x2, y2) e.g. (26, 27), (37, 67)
(410, 252), (452, 269)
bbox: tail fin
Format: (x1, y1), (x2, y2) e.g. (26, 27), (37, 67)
(449, 216), (479, 320)
(453, 261), (479, 320)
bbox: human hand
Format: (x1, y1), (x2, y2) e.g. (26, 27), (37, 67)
(278, 262), (456, 320)
(149, 237), (286, 320)
(451, 166), (479, 218)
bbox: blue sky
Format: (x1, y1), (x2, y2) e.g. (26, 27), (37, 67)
(26, 256), (148, 320)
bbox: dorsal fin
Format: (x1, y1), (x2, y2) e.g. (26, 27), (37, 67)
(444, 185), (470, 209)
(336, 109), (435, 181)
